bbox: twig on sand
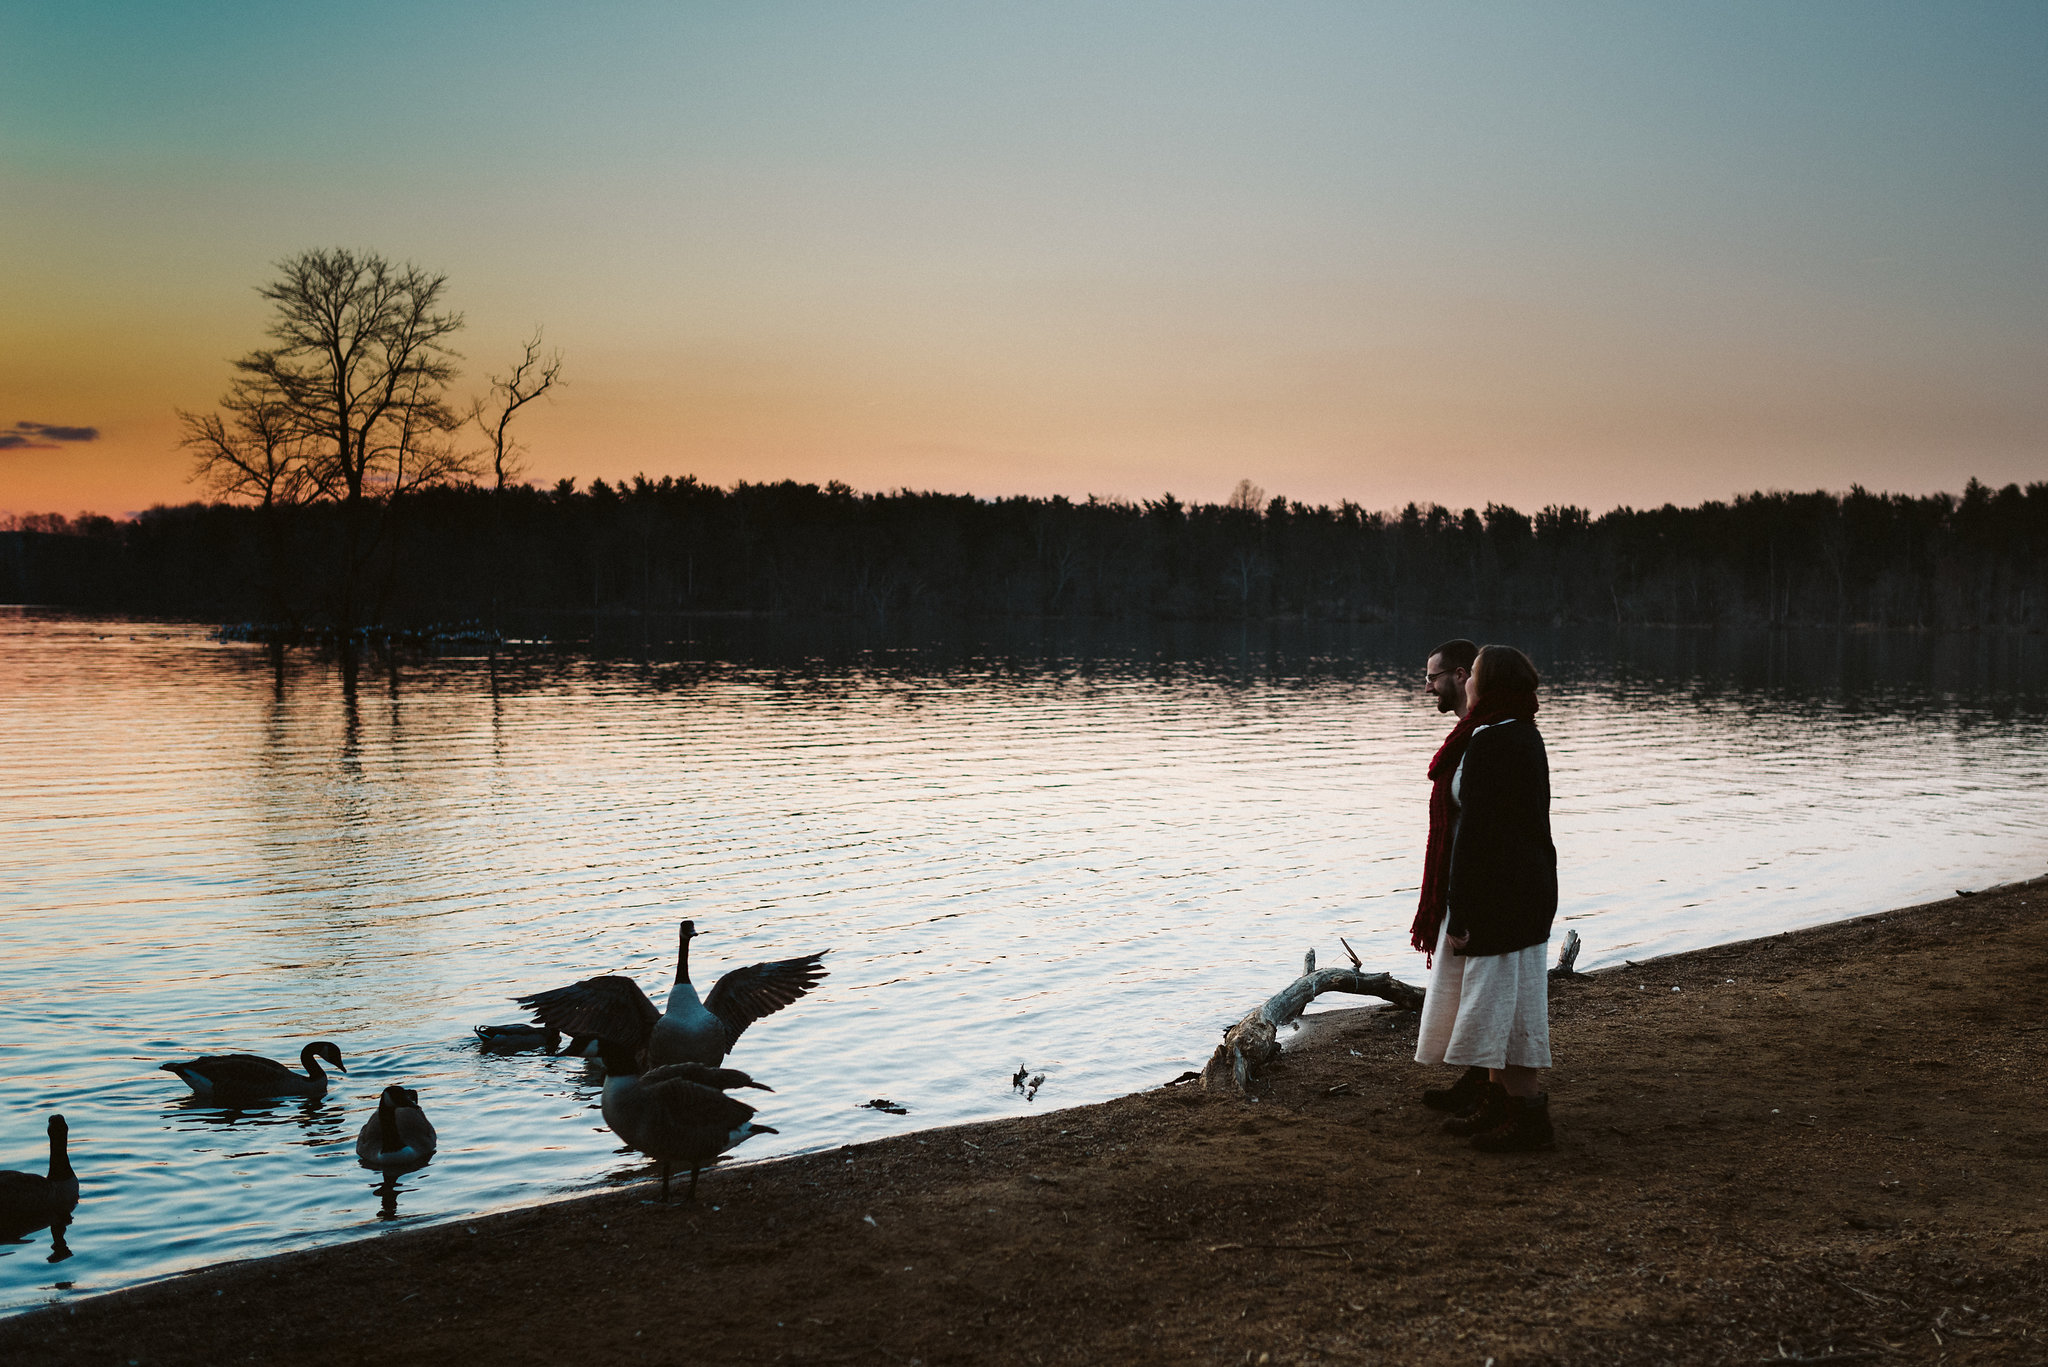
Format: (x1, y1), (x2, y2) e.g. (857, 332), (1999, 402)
(1207, 1240), (1355, 1261)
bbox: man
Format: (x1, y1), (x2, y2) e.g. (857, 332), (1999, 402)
(1423, 639), (1474, 721)
(1409, 638), (1486, 1115)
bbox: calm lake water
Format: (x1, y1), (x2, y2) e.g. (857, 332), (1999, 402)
(3, 609), (2045, 1313)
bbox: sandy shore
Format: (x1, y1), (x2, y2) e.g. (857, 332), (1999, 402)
(5, 877), (2045, 1365)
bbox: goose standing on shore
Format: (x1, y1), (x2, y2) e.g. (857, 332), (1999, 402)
(160, 1041), (346, 1101)
(0, 1115), (79, 1236)
(516, 921), (827, 1069)
(593, 1039), (776, 1202)
(355, 1086), (437, 1170)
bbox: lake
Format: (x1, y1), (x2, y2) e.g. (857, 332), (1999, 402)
(2, 609), (2044, 1314)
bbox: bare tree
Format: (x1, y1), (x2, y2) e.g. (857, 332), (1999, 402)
(179, 377), (313, 620)
(179, 377), (310, 509)
(225, 248), (473, 628)
(471, 328), (565, 492)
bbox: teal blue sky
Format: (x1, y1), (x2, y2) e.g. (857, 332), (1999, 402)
(4, 2), (2044, 516)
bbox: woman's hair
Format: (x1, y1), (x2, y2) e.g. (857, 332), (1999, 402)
(1473, 644), (1540, 699)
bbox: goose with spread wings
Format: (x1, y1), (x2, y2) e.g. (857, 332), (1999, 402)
(514, 920), (828, 1068)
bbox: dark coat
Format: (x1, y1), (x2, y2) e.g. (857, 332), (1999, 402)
(1444, 718), (1557, 957)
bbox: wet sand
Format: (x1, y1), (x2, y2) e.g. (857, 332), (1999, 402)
(5, 876), (2045, 1365)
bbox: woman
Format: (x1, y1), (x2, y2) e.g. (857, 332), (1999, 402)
(1413, 643), (1558, 1151)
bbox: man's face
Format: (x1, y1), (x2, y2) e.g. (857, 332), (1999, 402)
(1424, 653), (1466, 714)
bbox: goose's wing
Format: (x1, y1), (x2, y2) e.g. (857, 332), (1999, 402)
(639, 1071), (758, 1135)
(703, 952), (829, 1047)
(0, 1171), (52, 1202)
(648, 1062), (769, 1092)
(395, 1105), (438, 1152)
(474, 1023), (552, 1041)
(514, 975), (658, 1048)
(161, 1053), (298, 1092)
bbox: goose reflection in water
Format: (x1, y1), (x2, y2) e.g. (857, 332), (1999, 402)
(371, 1173), (422, 1222)
(0, 1214), (72, 1266)
(164, 1093), (349, 1149)
(0, 1213), (75, 1265)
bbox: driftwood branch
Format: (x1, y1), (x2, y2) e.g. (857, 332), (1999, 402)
(1202, 933), (1590, 1093)
(1201, 954), (1425, 1093)
(1548, 928), (1586, 980)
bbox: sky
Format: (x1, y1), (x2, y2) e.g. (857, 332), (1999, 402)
(3, 1), (2045, 519)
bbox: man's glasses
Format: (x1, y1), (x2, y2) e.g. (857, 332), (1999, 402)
(1425, 667), (1461, 684)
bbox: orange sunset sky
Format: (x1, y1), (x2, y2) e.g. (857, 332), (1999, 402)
(4, 3), (2044, 520)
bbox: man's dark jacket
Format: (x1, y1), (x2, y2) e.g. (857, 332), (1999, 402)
(1445, 719), (1557, 956)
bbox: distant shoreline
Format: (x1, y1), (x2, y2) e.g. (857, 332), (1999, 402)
(7, 476), (2043, 633)
(8, 600), (2046, 637)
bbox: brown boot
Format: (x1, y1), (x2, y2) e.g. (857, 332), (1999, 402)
(1470, 1092), (1555, 1152)
(1421, 1065), (1490, 1115)
(1441, 1081), (1508, 1136)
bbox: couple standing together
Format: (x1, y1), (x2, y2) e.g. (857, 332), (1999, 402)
(1409, 639), (1557, 1153)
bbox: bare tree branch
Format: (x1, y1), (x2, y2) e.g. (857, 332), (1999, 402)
(178, 378), (311, 508)
(372, 367), (480, 498)
(471, 327), (565, 491)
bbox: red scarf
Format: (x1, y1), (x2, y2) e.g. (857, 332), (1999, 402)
(1409, 688), (1539, 957)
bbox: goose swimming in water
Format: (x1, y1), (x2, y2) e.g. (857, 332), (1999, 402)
(592, 1038), (776, 1202)
(472, 1023), (561, 1054)
(0, 1115), (79, 1236)
(355, 1085), (437, 1170)
(515, 921), (827, 1069)
(159, 1041), (347, 1101)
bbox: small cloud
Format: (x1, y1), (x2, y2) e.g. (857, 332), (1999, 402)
(17, 421), (100, 442)
(1, 420), (101, 451)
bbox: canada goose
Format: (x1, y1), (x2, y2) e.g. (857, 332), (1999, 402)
(593, 1038), (775, 1202)
(0, 1115), (79, 1236)
(515, 920), (827, 1068)
(355, 1085), (437, 1169)
(159, 1041), (346, 1101)
(472, 1023), (560, 1053)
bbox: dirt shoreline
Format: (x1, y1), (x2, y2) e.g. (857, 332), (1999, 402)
(6, 879), (2045, 1365)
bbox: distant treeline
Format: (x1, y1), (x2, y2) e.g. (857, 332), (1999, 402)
(4, 476), (2045, 630)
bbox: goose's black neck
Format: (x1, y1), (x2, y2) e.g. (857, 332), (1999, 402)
(674, 921), (696, 985)
(300, 1042), (327, 1080)
(47, 1120), (73, 1183)
(377, 1095), (401, 1152)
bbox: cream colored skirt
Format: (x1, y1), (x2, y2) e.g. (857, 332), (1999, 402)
(1414, 937), (1552, 1070)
